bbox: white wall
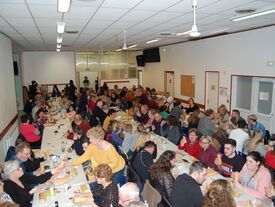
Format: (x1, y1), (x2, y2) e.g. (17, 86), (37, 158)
(22, 51), (76, 86)
(143, 26), (275, 108)
(0, 33), (17, 133)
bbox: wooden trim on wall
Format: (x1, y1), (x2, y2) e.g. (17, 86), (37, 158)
(0, 114), (18, 141)
(174, 97), (205, 110)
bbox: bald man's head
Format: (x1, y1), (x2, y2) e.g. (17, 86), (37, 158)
(119, 182), (140, 207)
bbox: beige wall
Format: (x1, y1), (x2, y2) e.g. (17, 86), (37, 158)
(143, 26), (275, 108)
(0, 33), (17, 132)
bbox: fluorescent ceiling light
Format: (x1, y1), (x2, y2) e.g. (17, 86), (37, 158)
(116, 48), (122, 52)
(128, 44), (137, 49)
(57, 36), (63, 44)
(232, 9), (275, 22)
(57, 22), (66, 34)
(176, 30), (192, 36)
(56, 49), (60, 52)
(146, 39), (159, 44)
(57, 44), (62, 49)
(58, 0), (71, 13)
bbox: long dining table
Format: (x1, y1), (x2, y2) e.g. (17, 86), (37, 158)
(32, 109), (91, 207)
(150, 133), (273, 207)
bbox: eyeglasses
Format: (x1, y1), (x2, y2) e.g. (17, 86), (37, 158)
(200, 142), (210, 145)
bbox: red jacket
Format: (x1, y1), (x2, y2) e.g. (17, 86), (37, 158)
(178, 139), (200, 159)
(265, 151), (275, 169)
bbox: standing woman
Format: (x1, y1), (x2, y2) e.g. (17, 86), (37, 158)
(68, 80), (77, 103)
(67, 127), (125, 185)
(149, 150), (176, 207)
(233, 151), (272, 199)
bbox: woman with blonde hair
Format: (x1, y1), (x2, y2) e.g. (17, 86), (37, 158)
(202, 179), (236, 207)
(66, 127), (125, 185)
(217, 104), (230, 123)
(244, 131), (266, 157)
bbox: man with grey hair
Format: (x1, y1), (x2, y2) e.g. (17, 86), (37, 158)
(247, 114), (266, 139)
(119, 182), (140, 207)
(170, 161), (207, 207)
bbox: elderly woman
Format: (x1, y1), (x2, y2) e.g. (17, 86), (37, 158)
(74, 164), (119, 207)
(68, 127), (125, 184)
(3, 160), (55, 207)
(233, 151), (272, 200)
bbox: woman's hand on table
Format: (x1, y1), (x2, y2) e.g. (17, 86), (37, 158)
(29, 186), (42, 194)
(231, 172), (241, 188)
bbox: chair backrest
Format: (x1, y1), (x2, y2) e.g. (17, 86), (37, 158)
(141, 181), (162, 207)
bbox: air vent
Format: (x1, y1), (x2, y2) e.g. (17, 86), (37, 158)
(65, 30), (79, 34)
(235, 9), (256, 14)
(159, 32), (174, 36)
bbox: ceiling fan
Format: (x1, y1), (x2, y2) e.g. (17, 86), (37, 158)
(189, 0), (200, 37)
(116, 30), (138, 51)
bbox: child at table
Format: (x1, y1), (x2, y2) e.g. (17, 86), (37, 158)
(122, 124), (139, 156)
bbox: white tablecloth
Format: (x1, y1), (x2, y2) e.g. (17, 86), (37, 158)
(150, 134), (272, 206)
(32, 116), (90, 207)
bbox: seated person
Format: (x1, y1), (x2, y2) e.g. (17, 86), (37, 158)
(243, 131), (266, 157)
(197, 109), (216, 136)
(144, 109), (157, 129)
(67, 104), (76, 122)
(90, 100), (107, 127)
(160, 115), (181, 145)
(186, 98), (199, 114)
(214, 139), (245, 177)
(233, 151), (272, 199)
(265, 145), (275, 170)
(34, 108), (47, 134)
(229, 120), (249, 154)
(73, 114), (91, 135)
(119, 182), (141, 207)
(202, 179), (236, 207)
(122, 124), (139, 156)
(75, 164), (119, 207)
(134, 105), (149, 125)
(115, 98), (128, 112)
(247, 114), (266, 139)
(151, 112), (163, 135)
(103, 109), (117, 132)
(178, 128), (200, 159)
(170, 161), (207, 207)
(3, 160), (60, 207)
(70, 125), (86, 156)
(198, 136), (218, 170)
(19, 114), (41, 148)
(230, 109), (247, 128)
(132, 141), (156, 187)
(149, 150), (175, 205)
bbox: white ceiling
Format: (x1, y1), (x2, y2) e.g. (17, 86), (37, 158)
(0, 0), (274, 51)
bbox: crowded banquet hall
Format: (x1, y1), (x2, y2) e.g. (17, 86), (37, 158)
(0, 0), (275, 206)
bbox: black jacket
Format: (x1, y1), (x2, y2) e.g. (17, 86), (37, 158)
(4, 172), (52, 207)
(170, 174), (203, 207)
